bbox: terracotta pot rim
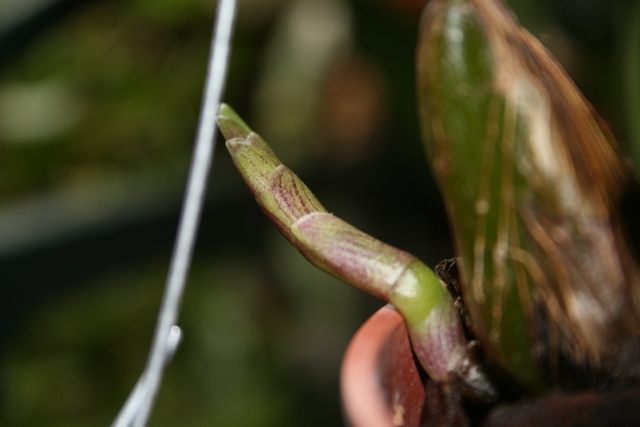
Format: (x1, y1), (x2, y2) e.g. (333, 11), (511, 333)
(340, 304), (419, 427)
(340, 305), (424, 427)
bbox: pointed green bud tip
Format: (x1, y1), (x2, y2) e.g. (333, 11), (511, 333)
(217, 103), (252, 140)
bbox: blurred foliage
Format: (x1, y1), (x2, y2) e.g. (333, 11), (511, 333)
(0, 0), (638, 425)
(1, 0), (216, 196)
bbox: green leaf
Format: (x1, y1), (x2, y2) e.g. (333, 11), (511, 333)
(418, 0), (639, 393)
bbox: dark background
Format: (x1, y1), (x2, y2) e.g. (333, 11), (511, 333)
(1, 0), (638, 425)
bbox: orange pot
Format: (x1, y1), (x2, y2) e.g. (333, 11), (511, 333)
(341, 307), (640, 427)
(340, 305), (425, 427)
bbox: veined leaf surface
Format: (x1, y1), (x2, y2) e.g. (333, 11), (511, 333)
(418, 0), (640, 392)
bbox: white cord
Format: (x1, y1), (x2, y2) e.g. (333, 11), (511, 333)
(111, 1), (238, 425)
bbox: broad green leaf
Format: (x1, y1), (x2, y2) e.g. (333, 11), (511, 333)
(418, 0), (640, 393)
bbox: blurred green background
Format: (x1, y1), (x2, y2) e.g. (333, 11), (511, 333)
(0, 0), (638, 425)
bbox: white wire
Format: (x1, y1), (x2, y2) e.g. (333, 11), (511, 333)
(111, 0), (238, 426)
